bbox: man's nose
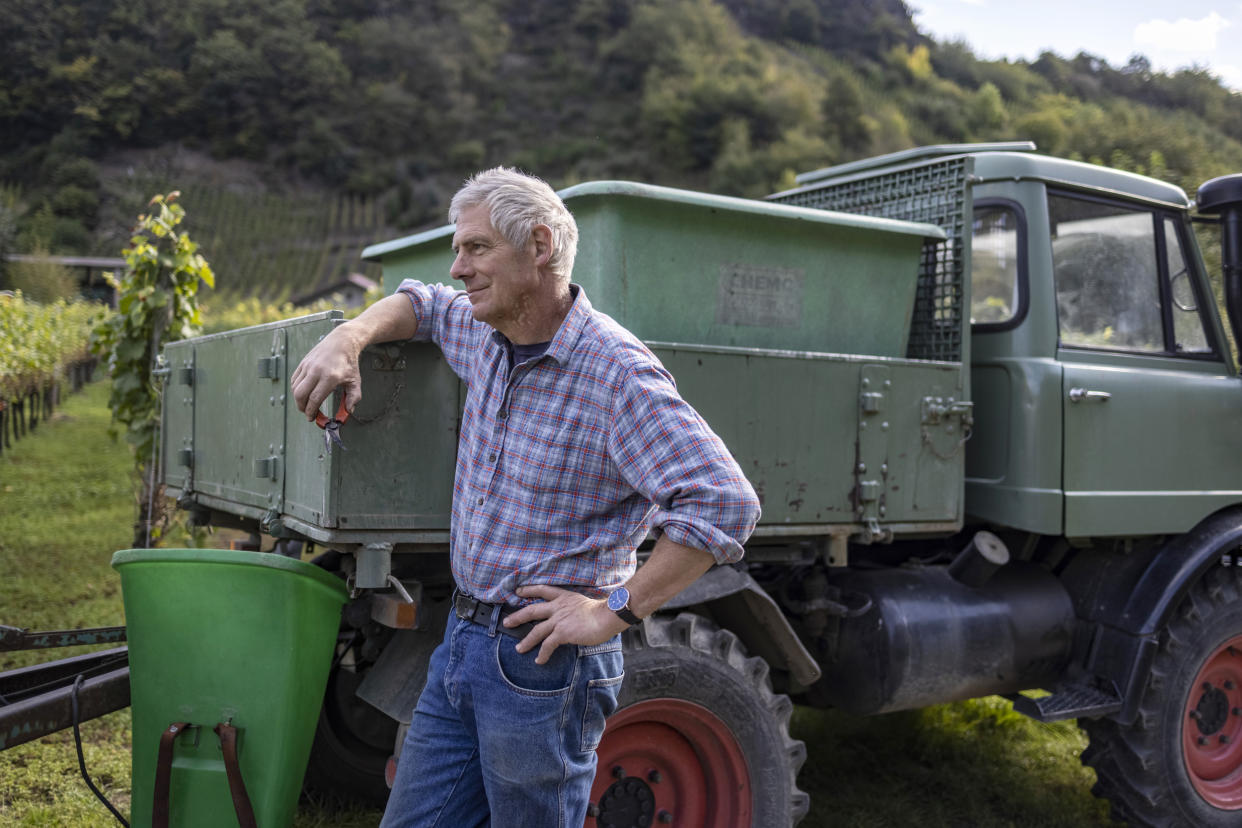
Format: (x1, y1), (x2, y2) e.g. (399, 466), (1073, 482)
(450, 253), (470, 280)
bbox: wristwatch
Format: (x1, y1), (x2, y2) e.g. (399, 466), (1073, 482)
(607, 586), (642, 627)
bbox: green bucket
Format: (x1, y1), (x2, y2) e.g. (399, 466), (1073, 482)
(112, 549), (348, 827)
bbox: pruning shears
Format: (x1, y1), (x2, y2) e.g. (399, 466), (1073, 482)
(314, 398), (350, 451)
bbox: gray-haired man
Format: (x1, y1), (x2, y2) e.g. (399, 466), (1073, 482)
(291, 168), (759, 825)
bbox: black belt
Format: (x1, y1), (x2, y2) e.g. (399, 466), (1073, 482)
(453, 591), (536, 640)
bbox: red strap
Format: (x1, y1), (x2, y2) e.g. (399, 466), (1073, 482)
(153, 722), (190, 828)
(214, 723), (258, 828)
(152, 721), (257, 828)
(314, 397), (350, 429)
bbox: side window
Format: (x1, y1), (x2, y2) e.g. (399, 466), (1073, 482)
(1164, 217), (1212, 354)
(971, 206), (1020, 325)
(1050, 194), (1164, 351)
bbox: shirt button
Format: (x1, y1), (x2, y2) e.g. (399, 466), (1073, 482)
(476, 496), (484, 506)
(497, 409), (508, 419)
(489, 453), (497, 462)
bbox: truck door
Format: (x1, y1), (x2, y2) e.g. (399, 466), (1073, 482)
(1052, 190), (1242, 536)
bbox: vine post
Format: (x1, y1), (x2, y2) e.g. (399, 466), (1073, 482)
(90, 192), (214, 547)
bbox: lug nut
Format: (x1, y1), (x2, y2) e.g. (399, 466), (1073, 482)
(1206, 683), (1215, 693)
(648, 770), (662, 784)
(1200, 736), (1210, 746)
(1223, 734), (1232, 744)
(587, 803), (600, 818)
(612, 765), (626, 779)
(1191, 710), (1203, 720)
(1227, 681), (1236, 690)
(658, 812), (673, 824)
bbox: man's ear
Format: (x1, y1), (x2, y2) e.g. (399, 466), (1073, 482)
(531, 224), (553, 267)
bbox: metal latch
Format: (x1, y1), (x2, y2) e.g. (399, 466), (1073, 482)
(254, 456), (280, 480)
(921, 397), (974, 426)
(856, 366), (892, 534)
(257, 356), (282, 379)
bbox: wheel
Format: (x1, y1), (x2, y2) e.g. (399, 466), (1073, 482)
(1082, 565), (1242, 827)
(302, 658), (398, 807)
(589, 613), (808, 827)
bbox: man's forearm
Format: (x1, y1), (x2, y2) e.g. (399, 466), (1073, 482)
(337, 292), (420, 349)
(624, 536), (717, 619)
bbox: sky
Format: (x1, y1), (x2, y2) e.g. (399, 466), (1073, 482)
(912, 1), (1242, 91)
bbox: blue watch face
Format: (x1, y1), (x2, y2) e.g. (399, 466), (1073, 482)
(608, 587), (630, 612)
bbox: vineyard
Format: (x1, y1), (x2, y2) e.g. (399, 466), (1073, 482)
(101, 171), (395, 301)
(0, 292), (98, 456)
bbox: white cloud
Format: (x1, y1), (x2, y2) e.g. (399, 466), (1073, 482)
(1134, 12), (1230, 53)
(1214, 63), (1242, 91)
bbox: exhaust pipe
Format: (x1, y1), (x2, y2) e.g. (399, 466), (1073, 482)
(948, 530), (1009, 588)
(1197, 174), (1242, 341)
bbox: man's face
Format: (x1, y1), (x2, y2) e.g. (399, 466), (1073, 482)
(450, 203), (543, 330)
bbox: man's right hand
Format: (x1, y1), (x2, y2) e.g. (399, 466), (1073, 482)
(290, 325), (365, 422)
(289, 293), (420, 421)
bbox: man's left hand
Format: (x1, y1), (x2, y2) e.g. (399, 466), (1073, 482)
(504, 585), (630, 665)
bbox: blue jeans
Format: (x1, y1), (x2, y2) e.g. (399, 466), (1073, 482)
(380, 607), (625, 828)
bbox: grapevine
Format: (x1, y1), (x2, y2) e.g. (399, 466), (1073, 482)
(90, 192), (214, 547)
(0, 292), (97, 453)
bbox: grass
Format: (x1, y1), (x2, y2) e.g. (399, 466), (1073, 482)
(0, 381), (1122, 827)
(1, 381), (135, 827)
(793, 700), (1120, 826)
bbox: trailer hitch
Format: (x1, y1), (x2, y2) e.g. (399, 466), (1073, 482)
(1, 626), (132, 824)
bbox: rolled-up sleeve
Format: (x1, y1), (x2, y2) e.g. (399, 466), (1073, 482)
(606, 361), (760, 564)
(396, 279), (484, 379)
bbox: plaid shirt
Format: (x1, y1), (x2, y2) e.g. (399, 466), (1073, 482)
(398, 280), (761, 606)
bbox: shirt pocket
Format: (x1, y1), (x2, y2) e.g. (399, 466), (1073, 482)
(507, 420), (600, 497)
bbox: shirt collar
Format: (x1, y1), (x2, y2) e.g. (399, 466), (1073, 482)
(488, 283), (592, 366)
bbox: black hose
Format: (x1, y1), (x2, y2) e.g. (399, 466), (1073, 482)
(71, 674), (130, 827)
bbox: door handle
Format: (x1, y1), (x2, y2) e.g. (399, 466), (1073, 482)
(1069, 387), (1111, 403)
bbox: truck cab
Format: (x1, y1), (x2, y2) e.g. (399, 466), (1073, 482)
(964, 148), (1242, 539)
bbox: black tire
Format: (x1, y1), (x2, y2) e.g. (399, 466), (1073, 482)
(593, 612), (809, 827)
(302, 660), (398, 807)
(1082, 565), (1242, 827)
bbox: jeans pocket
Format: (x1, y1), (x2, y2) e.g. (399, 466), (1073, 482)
(581, 673), (624, 753)
(494, 636), (576, 696)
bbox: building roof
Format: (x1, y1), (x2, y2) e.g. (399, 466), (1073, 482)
(292, 272), (377, 305)
(3, 254), (126, 268)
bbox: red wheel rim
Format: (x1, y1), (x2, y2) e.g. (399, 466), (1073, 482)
(1183, 635), (1242, 808)
(586, 699), (750, 827)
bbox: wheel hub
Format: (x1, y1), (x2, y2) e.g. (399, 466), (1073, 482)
(1194, 682), (1231, 737)
(597, 776), (657, 828)
(1183, 637), (1242, 809)
(587, 699), (751, 827)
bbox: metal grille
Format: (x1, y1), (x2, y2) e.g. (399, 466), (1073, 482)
(771, 157), (971, 362)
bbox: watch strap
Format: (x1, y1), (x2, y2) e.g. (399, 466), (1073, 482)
(613, 603), (641, 627)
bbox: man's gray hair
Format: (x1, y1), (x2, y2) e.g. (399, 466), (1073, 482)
(450, 167), (579, 280)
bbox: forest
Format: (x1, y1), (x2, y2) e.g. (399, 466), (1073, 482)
(2, 0), (1242, 298)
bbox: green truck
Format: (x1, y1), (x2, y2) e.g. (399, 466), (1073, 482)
(156, 141), (1242, 827)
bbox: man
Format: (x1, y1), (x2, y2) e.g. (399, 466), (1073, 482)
(290, 168), (760, 827)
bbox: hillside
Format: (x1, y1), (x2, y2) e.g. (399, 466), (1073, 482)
(2, 0), (1241, 297)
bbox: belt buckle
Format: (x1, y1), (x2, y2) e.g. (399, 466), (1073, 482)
(454, 591), (482, 622)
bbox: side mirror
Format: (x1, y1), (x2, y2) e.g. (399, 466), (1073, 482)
(1197, 174), (1242, 348)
